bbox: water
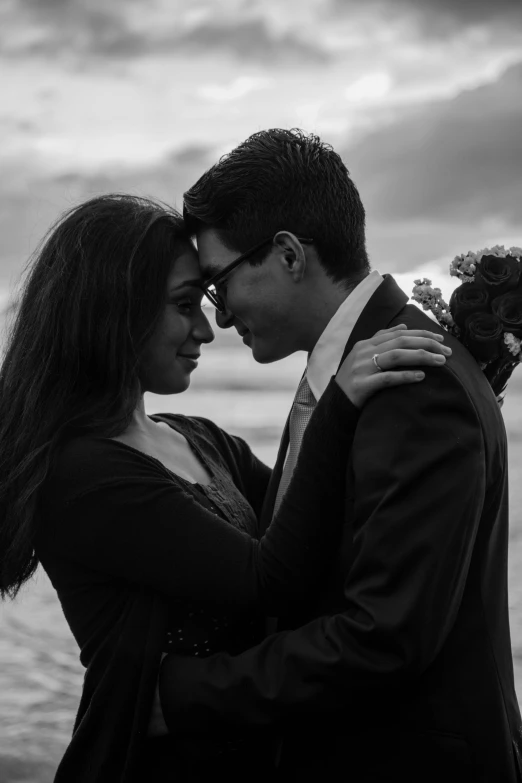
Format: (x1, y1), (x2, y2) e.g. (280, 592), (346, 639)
(0, 330), (521, 783)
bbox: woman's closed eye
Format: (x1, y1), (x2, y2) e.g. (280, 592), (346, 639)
(171, 296), (204, 314)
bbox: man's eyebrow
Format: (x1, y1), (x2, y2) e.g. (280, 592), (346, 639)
(169, 278), (204, 291)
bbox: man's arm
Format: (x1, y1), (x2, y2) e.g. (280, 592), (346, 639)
(159, 365), (487, 732)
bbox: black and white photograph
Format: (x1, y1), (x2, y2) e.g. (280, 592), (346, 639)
(0, 1), (521, 781)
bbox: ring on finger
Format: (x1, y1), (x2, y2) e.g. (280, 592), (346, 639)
(372, 353), (384, 372)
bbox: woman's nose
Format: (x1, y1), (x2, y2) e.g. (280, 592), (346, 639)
(194, 308), (215, 344)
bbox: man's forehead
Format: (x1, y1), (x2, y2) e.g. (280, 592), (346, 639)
(196, 228), (237, 277)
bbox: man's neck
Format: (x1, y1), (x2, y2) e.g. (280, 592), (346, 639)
(302, 272), (368, 354)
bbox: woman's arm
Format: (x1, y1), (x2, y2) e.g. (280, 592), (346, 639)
(46, 378), (355, 614)
(47, 327), (448, 613)
(189, 326), (450, 537)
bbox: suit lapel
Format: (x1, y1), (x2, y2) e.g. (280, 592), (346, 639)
(259, 367), (309, 534)
(259, 276), (407, 535)
(340, 274), (408, 363)
(258, 417), (290, 536)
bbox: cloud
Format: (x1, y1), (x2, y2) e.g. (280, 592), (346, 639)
(344, 73), (392, 104)
(0, 2), (330, 65)
(176, 18), (329, 64)
(0, 142), (215, 285)
(0, 2), (142, 59)
(345, 62), (522, 228)
(197, 76), (271, 103)
(389, 0), (522, 26)
(334, 0), (522, 36)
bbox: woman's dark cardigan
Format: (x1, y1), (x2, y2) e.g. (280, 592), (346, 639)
(35, 380), (358, 782)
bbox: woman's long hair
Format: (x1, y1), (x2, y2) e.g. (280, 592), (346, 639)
(0, 194), (190, 598)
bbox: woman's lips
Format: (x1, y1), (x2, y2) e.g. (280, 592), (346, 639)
(177, 354), (200, 370)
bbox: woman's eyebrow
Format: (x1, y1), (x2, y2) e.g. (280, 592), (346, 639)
(169, 278), (204, 291)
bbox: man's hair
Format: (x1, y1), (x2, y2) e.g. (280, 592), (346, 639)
(184, 128), (369, 283)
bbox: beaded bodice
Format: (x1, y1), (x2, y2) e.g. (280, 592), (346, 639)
(154, 419), (266, 658)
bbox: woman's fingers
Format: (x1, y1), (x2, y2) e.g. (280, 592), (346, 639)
(375, 335), (452, 358)
(335, 324), (450, 408)
(339, 364), (427, 407)
(374, 347), (448, 370)
(365, 370), (426, 392)
(371, 328), (445, 347)
(373, 323), (408, 335)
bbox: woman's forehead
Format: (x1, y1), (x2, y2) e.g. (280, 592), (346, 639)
(167, 246), (203, 288)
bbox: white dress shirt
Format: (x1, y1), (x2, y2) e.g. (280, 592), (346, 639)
(275, 269), (384, 505)
(306, 270), (384, 401)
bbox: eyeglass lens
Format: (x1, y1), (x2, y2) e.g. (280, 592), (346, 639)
(205, 285), (225, 312)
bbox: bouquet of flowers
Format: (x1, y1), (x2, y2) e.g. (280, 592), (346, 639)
(411, 245), (522, 400)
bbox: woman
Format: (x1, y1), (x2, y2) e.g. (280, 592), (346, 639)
(0, 195), (448, 782)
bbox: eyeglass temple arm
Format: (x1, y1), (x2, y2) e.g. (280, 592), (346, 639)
(203, 236), (314, 289)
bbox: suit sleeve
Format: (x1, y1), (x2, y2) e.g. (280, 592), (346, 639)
(159, 365), (488, 731)
(46, 379), (358, 614)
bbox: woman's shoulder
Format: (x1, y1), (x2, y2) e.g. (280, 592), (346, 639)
(53, 434), (131, 474)
(48, 433), (168, 501)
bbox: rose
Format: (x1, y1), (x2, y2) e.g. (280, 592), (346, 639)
(491, 291), (522, 338)
(463, 312), (504, 364)
(449, 282), (490, 328)
(475, 254), (520, 296)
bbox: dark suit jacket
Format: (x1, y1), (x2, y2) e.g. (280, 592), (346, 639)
(160, 276), (522, 782)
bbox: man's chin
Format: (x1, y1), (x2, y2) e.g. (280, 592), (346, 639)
(251, 339), (290, 365)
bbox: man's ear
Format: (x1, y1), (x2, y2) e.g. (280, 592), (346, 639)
(272, 231), (307, 282)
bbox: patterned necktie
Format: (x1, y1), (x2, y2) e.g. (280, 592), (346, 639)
(273, 374), (317, 516)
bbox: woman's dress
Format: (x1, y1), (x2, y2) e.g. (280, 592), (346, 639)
(36, 381), (357, 781)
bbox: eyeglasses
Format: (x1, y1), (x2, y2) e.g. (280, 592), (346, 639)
(201, 236), (314, 314)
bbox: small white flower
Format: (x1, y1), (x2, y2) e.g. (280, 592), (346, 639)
(484, 244), (506, 257)
(504, 332), (522, 358)
(440, 312), (456, 327)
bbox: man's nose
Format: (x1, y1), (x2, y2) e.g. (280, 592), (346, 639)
(215, 306), (234, 330)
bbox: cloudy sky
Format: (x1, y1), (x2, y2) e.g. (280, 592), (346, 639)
(1, 0), (521, 301)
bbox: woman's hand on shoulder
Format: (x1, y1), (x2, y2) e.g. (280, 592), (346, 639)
(335, 324), (452, 408)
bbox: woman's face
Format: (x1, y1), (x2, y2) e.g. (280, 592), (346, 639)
(139, 245), (214, 394)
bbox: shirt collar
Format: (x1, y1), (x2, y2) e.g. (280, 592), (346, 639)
(306, 270), (384, 401)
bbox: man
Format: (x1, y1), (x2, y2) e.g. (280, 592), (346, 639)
(159, 129), (522, 781)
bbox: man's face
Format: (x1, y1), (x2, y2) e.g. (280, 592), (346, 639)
(197, 228), (302, 363)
